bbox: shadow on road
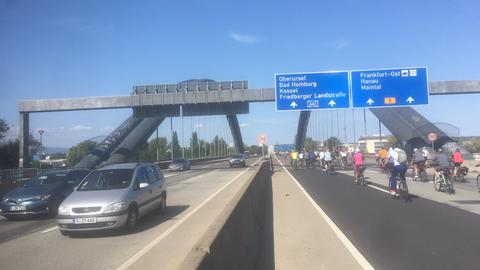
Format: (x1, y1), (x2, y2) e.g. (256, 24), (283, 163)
(67, 205), (190, 238)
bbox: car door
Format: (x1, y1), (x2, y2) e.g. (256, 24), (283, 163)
(133, 166), (155, 216)
(146, 165), (163, 210)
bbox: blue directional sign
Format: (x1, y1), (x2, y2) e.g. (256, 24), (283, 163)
(351, 67), (429, 108)
(275, 71), (350, 111)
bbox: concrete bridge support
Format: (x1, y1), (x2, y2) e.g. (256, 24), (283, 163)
(226, 114), (245, 154)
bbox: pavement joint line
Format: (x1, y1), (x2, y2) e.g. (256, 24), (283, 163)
(115, 158), (263, 270)
(41, 226), (58, 233)
(275, 157), (375, 270)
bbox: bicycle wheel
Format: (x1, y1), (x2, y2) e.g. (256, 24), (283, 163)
(433, 175), (441, 191)
(446, 178), (455, 194)
(420, 170), (427, 182)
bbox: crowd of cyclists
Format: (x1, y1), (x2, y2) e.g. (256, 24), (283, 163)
(281, 144), (471, 197)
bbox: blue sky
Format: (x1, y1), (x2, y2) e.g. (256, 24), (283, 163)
(1, 0), (479, 148)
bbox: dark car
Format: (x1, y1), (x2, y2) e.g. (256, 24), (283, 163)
(0, 168), (91, 219)
(229, 154), (246, 168)
(168, 158), (191, 171)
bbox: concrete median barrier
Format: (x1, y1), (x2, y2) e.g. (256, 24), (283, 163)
(179, 161), (274, 270)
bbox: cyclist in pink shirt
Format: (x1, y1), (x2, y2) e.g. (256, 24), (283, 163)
(353, 149), (364, 183)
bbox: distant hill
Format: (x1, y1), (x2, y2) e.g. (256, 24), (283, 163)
(44, 147), (69, 155)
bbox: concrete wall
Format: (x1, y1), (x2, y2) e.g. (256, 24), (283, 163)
(180, 161), (274, 270)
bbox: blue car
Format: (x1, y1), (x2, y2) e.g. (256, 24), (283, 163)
(0, 168), (91, 219)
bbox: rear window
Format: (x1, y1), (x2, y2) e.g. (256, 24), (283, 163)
(77, 169), (134, 191)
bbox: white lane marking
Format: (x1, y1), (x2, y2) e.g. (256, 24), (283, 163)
(41, 226), (58, 233)
(115, 157), (262, 270)
(276, 157), (375, 270)
(366, 184), (391, 194)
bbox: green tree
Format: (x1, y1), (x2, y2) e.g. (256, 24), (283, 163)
(323, 137), (342, 150)
(190, 132), (199, 158)
(170, 131), (181, 158)
(0, 134), (44, 169)
(0, 118), (9, 142)
(67, 140), (97, 166)
(462, 138), (480, 153)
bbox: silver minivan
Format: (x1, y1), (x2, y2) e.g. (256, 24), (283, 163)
(57, 163), (167, 236)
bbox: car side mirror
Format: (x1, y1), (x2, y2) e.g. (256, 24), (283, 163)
(138, 182), (149, 189)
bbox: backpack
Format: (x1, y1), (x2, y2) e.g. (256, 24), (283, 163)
(453, 152), (464, 163)
(396, 149), (408, 165)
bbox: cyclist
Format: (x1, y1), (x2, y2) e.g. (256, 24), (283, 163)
(412, 148), (426, 180)
(387, 145), (408, 195)
(422, 147), (430, 166)
(340, 148), (347, 169)
(291, 150), (298, 169)
(319, 148), (325, 168)
(452, 148), (464, 178)
(352, 148), (364, 183)
(324, 148), (333, 172)
(379, 147), (388, 166)
(433, 148), (451, 179)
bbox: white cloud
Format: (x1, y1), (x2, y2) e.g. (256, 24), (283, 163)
(320, 41), (350, 50)
(195, 123), (204, 129)
(240, 123), (249, 128)
(100, 126), (114, 133)
(229, 32), (260, 44)
(70, 125), (93, 132)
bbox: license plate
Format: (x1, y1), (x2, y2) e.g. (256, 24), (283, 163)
(74, 217), (97, 224)
(10, 205), (26, 211)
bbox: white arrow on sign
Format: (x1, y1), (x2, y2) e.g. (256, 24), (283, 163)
(290, 101), (298, 108)
(366, 98), (374, 105)
(406, 96), (415, 104)
(328, 100), (336, 107)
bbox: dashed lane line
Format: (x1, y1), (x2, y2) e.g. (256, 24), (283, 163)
(115, 157), (262, 270)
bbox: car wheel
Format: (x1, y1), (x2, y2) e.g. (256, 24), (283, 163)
(124, 206), (138, 232)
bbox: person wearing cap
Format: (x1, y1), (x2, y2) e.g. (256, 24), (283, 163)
(352, 148), (364, 183)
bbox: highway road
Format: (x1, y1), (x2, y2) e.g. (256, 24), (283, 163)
(279, 158), (480, 270)
(0, 158), (259, 270)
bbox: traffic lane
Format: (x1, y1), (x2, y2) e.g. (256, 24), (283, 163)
(0, 159), (233, 243)
(0, 158), (234, 243)
(286, 165), (480, 270)
(0, 215), (56, 244)
(0, 161), (260, 270)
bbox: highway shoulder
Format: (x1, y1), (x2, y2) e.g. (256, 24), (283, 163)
(273, 159), (366, 270)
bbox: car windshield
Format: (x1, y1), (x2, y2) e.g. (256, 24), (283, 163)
(77, 169), (133, 191)
(231, 154), (243, 159)
(23, 173), (69, 187)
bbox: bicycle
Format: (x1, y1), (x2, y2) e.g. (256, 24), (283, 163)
(325, 161), (333, 175)
(453, 166), (468, 182)
(412, 162), (427, 182)
(393, 171), (409, 201)
(433, 168), (455, 195)
(356, 166), (366, 186)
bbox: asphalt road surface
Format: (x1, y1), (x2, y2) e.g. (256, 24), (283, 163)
(282, 160), (480, 270)
(0, 158), (256, 270)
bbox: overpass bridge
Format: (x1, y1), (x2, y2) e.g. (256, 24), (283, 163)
(17, 80), (480, 168)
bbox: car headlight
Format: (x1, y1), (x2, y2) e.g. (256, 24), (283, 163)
(58, 204), (70, 215)
(104, 201), (127, 213)
(2, 197), (8, 202)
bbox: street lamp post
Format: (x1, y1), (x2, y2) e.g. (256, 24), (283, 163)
(38, 129), (44, 169)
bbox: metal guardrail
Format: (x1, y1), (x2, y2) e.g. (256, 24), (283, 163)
(0, 168), (38, 183)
